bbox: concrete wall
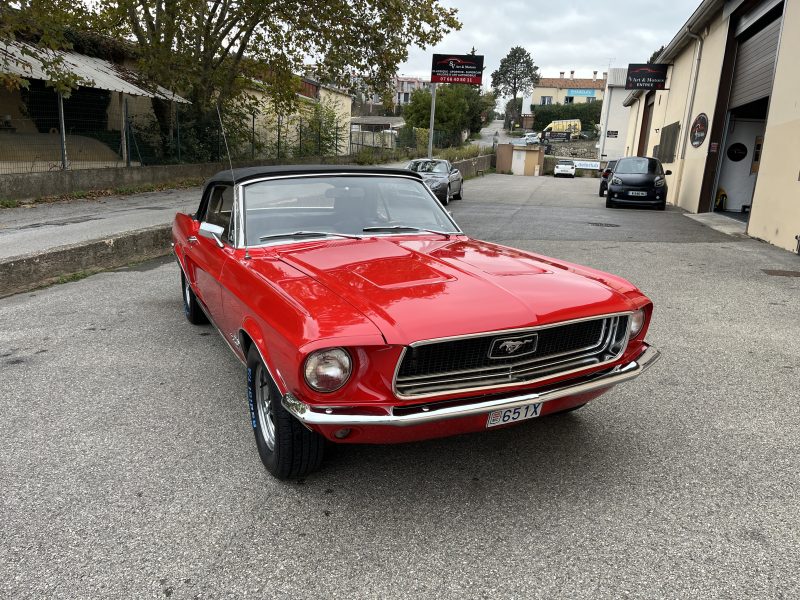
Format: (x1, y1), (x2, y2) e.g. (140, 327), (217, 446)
(748, 2), (800, 252)
(452, 154), (493, 179)
(1, 160), (249, 200)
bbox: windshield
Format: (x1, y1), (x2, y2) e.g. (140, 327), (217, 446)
(615, 157), (658, 174)
(408, 160), (448, 174)
(557, 160), (574, 166)
(241, 175), (460, 245)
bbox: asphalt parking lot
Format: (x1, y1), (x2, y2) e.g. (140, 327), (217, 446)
(2, 174), (799, 598)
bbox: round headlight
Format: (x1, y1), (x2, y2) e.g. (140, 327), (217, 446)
(304, 348), (352, 392)
(629, 309), (646, 338)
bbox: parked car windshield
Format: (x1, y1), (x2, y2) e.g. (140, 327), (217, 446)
(558, 160), (574, 166)
(615, 157), (659, 174)
(407, 160), (448, 174)
(242, 175), (460, 245)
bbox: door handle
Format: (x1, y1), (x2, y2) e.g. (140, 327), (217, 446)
(188, 236), (198, 244)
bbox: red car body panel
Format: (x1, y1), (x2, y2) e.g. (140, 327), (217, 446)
(172, 169), (657, 446)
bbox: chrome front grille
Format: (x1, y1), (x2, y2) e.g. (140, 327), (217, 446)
(394, 314), (631, 398)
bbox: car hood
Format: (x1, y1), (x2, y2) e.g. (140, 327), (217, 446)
(420, 173), (448, 183)
(271, 237), (636, 345)
(613, 173), (657, 186)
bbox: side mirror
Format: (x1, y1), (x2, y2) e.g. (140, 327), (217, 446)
(199, 221), (225, 248)
(665, 170), (672, 175)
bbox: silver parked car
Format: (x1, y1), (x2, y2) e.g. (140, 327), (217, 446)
(406, 159), (463, 205)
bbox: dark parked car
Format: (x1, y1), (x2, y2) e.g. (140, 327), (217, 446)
(598, 160), (617, 196)
(406, 159), (463, 205)
(606, 156), (671, 210)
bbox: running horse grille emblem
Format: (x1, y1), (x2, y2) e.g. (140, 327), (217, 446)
(488, 334), (539, 359)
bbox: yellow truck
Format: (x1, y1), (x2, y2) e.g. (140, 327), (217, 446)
(541, 119), (582, 139)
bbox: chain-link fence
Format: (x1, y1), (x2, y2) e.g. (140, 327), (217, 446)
(0, 84), (469, 175)
(0, 80), (127, 173)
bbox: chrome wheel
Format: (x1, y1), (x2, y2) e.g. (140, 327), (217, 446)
(184, 276), (192, 308)
(255, 362), (276, 451)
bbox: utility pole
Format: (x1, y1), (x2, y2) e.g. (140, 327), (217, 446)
(427, 83), (437, 159)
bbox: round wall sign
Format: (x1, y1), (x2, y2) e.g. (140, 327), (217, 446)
(726, 143), (748, 162)
(690, 113), (708, 148)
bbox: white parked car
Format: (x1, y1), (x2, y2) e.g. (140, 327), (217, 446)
(524, 132), (541, 145)
(554, 159), (576, 178)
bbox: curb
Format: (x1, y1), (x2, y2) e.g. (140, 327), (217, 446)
(0, 225), (172, 299)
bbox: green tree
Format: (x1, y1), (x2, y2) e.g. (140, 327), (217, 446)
(648, 45), (666, 64)
(403, 84), (492, 143)
(0, 1), (92, 94)
(99, 0), (459, 136)
(4, 1), (460, 154)
(491, 47), (539, 126)
(530, 101), (603, 134)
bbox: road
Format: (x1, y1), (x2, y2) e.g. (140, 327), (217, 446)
(0, 187), (200, 258)
(2, 174), (799, 598)
(472, 118), (515, 148)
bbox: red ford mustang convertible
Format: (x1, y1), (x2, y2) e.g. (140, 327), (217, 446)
(172, 166), (659, 479)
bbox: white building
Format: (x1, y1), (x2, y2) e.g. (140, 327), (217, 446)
(597, 68), (630, 160)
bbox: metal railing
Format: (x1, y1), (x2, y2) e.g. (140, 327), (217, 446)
(0, 85), (468, 175)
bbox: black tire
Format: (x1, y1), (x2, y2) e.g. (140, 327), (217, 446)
(453, 182), (463, 200)
(442, 188), (450, 206)
(246, 345), (325, 479)
(605, 198), (615, 209)
(181, 269), (208, 325)
(657, 202), (666, 211)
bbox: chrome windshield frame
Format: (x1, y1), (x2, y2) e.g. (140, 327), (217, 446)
(235, 172), (463, 249)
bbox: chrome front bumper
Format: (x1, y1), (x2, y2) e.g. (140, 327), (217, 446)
(282, 344), (660, 427)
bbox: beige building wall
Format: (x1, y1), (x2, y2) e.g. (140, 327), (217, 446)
(625, 11), (729, 212)
(672, 12), (729, 212)
(748, 2), (800, 252)
(531, 87), (604, 106)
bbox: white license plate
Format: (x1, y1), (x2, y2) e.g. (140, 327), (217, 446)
(486, 402), (543, 428)
(629, 191), (648, 196)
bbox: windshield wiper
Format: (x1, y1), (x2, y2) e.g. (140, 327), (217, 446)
(259, 231), (361, 242)
(362, 226), (453, 239)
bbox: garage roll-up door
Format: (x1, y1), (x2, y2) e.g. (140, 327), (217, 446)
(729, 17), (781, 109)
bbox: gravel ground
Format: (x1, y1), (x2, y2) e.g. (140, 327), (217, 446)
(1, 174), (799, 599)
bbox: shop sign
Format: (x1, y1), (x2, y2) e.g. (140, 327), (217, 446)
(574, 160), (600, 169)
(545, 131), (571, 141)
(690, 113), (708, 148)
(431, 54), (484, 85)
(625, 64), (669, 90)
(607, 130), (618, 138)
(567, 89), (596, 97)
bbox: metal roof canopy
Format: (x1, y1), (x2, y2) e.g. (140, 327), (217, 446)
(0, 41), (189, 103)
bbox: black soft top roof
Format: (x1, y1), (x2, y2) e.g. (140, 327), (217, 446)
(203, 164), (421, 191)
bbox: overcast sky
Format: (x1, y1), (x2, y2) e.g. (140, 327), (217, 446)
(398, 0), (702, 87)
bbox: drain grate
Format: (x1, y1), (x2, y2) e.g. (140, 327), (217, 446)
(587, 222), (620, 228)
(762, 269), (800, 278)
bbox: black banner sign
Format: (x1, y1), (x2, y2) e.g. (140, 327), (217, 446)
(431, 54), (484, 85)
(625, 64), (669, 90)
(545, 131), (571, 142)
